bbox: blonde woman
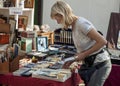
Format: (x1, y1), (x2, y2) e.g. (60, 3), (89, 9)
(50, 1), (111, 86)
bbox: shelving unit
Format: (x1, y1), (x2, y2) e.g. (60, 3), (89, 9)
(0, 0), (35, 73)
(54, 28), (74, 45)
(0, 0), (34, 31)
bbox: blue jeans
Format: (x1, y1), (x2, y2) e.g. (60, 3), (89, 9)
(87, 60), (112, 86)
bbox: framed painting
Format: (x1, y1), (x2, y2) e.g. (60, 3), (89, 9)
(18, 15), (28, 31)
(24, 0), (34, 8)
(9, 19), (16, 33)
(9, 19), (16, 46)
(36, 37), (48, 52)
(11, 0), (16, 7)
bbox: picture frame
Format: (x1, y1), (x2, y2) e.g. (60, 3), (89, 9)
(21, 38), (32, 53)
(18, 15), (28, 31)
(36, 37), (48, 52)
(11, 0), (16, 7)
(9, 19), (16, 46)
(24, 0), (34, 8)
(9, 19), (16, 33)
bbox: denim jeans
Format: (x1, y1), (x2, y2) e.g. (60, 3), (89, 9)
(87, 59), (112, 86)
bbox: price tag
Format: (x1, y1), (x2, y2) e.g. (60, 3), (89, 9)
(9, 7), (23, 15)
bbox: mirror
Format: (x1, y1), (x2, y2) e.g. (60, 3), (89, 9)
(106, 12), (120, 50)
(117, 31), (120, 49)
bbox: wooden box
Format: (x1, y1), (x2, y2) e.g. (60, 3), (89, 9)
(0, 56), (19, 74)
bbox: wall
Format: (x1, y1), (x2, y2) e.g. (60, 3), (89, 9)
(42, 0), (120, 37)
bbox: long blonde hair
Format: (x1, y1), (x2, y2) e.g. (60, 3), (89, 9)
(51, 0), (76, 28)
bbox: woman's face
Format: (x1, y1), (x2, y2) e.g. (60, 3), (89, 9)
(54, 14), (63, 24)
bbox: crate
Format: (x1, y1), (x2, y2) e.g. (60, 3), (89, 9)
(0, 56), (19, 74)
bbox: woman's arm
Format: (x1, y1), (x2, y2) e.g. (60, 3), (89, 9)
(76, 28), (107, 61)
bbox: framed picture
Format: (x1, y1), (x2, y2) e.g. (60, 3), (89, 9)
(9, 19), (16, 46)
(36, 37), (48, 52)
(11, 0), (16, 7)
(18, 15), (28, 31)
(24, 0), (34, 8)
(9, 19), (16, 33)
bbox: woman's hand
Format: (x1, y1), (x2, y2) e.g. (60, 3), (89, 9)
(62, 60), (75, 69)
(75, 52), (86, 61)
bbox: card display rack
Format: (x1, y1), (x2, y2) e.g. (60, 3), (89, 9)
(54, 28), (74, 45)
(0, 54), (19, 74)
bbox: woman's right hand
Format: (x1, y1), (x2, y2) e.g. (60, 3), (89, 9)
(75, 52), (86, 61)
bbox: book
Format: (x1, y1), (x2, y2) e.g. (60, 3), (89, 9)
(59, 56), (76, 65)
(13, 67), (30, 76)
(32, 68), (71, 82)
(27, 51), (47, 57)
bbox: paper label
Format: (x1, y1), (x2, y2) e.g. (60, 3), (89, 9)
(9, 7), (23, 15)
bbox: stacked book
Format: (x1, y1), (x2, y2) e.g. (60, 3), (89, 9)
(21, 31), (36, 38)
(32, 68), (71, 82)
(13, 67), (31, 76)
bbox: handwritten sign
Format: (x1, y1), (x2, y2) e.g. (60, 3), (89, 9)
(9, 7), (23, 15)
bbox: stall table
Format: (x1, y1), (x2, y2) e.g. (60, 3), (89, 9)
(0, 73), (82, 86)
(104, 64), (120, 86)
(0, 64), (120, 86)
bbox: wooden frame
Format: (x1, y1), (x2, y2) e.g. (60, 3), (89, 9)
(18, 15), (28, 31)
(11, 0), (16, 7)
(9, 19), (16, 46)
(24, 0), (34, 8)
(9, 19), (16, 33)
(36, 37), (48, 52)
